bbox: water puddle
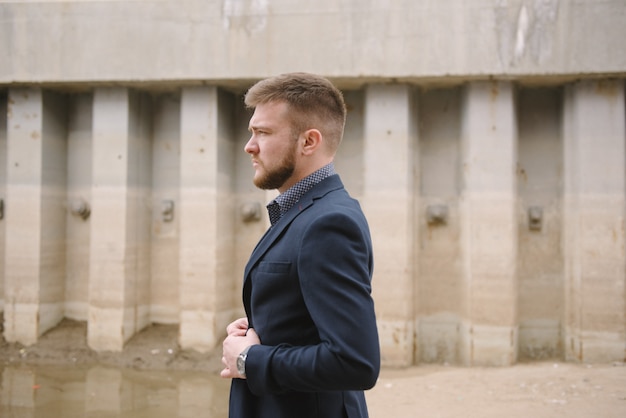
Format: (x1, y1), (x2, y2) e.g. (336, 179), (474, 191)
(0, 364), (231, 417)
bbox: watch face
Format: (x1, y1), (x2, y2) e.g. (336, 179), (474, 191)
(237, 355), (245, 375)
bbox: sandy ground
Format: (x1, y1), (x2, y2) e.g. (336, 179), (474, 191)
(366, 362), (626, 418)
(1, 318), (625, 418)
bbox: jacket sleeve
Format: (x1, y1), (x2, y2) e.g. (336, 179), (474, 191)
(244, 210), (380, 395)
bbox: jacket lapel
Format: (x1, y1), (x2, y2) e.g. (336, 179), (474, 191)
(243, 175), (343, 282)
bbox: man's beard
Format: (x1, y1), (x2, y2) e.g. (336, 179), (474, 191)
(254, 147), (296, 190)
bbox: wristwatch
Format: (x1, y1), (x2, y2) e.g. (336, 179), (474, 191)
(236, 346), (251, 377)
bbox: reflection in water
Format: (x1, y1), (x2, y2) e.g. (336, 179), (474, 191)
(0, 364), (230, 417)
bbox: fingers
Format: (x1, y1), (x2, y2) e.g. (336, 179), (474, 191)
(220, 355), (233, 378)
(220, 355), (231, 378)
(245, 328), (261, 344)
(226, 317), (249, 336)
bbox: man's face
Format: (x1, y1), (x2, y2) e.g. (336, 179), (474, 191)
(245, 101), (299, 192)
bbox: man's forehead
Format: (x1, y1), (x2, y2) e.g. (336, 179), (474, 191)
(248, 101), (288, 128)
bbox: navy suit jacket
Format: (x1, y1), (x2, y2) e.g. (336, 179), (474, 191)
(228, 174), (380, 418)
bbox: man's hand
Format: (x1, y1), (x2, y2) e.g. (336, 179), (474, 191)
(220, 319), (260, 379)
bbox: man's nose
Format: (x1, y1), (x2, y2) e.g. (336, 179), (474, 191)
(244, 136), (257, 154)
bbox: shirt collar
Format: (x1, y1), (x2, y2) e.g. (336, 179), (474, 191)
(266, 162), (336, 225)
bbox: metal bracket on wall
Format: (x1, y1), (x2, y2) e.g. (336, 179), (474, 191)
(241, 201), (261, 222)
(528, 206), (543, 231)
(426, 204), (448, 226)
(162, 200), (175, 222)
(70, 199), (91, 220)
(0, 199), (3, 220)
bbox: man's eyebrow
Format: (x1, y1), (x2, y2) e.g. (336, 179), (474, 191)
(248, 124), (271, 132)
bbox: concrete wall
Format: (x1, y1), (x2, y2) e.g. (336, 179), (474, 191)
(0, 0), (625, 365)
(1, 0), (625, 84)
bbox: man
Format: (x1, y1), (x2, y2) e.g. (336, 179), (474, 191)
(220, 72), (380, 418)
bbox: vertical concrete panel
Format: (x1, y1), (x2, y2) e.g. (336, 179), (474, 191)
(417, 87), (464, 364)
(517, 87), (564, 360)
(89, 88), (152, 351)
(179, 87), (235, 352)
(89, 88), (129, 351)
(563, 80), (626, 363)
(126, 91), (153, 337)
(336, 90), (365, 198)
(363, 84), (417, 366)
(215, 90), (236, 331)
(65, 93), (93, 321)
(233, 101), (264, 313)
(459, 81), (518, 366)
(0, 92), (6, 313)
(40, 91), (68, 333)
(4, 88), (67, 345)
(151, 93), (180, 324)
(5, 88), (43, 344)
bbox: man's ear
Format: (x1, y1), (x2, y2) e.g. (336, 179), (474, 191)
(301, 129), (323, 155)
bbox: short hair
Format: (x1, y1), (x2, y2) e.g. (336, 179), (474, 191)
(244, 72), (347, 154)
